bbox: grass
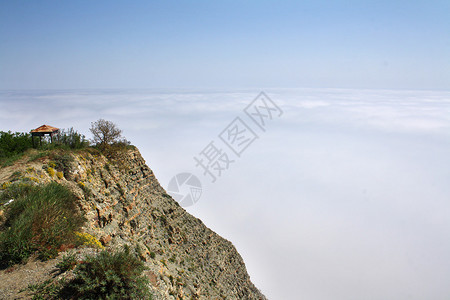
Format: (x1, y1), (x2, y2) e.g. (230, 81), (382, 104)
(1, 153), (26, 167)
(26, 278), (65, 300)
(28, 150), (49, 162)
(0, 182), (85, 268)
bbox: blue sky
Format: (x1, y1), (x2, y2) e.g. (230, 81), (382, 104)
(1, 2), (450, 298)
(1, 0), (449, 90)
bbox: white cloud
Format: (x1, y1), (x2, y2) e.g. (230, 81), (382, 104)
(1, 88), (450, 300)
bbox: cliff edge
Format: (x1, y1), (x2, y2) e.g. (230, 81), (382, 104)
(0, 147), (266, 300)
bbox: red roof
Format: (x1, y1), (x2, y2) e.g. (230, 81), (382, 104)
(31, 125), (59, 133)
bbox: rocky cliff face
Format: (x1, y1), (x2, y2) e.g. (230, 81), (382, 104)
(0, 148), (266, 300)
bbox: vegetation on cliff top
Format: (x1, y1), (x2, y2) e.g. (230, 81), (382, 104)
(89, 119), (129, 148)
(0, 119), (130, 167)
(0, 128), (88, 167)
(0, 121), (152, 299)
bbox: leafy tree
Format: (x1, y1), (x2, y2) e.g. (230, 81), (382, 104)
(89, 119), (127, 147)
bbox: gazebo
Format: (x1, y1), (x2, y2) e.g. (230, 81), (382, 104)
(31, 125), (60, 147)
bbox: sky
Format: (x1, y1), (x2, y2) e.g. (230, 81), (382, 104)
(1, 1), (450, 300)
(0, 0), (449, 90)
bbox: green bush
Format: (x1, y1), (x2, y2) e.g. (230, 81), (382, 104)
(26, 278), (65, 300)
(0, 131), (33, 166)
(0, 131), (33, 159)
(56, 253), (78, 272)
(98, 142), (132, 163)
(0, 183), (85, 267)
(54, 128), (89, 149)
(65, 246), (152, 299)
(0, 128), (88, 166)
(49, 152), (74, 175)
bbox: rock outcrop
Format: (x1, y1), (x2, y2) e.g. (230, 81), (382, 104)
(0, 147), (266, 300)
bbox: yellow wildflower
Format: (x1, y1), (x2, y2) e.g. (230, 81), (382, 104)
(75, 232), (104, 249)
(47, 167), (55, 177)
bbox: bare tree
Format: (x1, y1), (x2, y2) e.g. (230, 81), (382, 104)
(90, 119), (126, 146)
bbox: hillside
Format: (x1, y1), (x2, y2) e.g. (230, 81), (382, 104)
(0, 147), (266, 300)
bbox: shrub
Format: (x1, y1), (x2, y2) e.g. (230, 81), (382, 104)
(78, 182), (92, 197)
(24, 176), (39, 183)
(0, 183), (85, 267)
(56, 172), (64, 179)
(26, 278), (64, 300)
(0, 131), (33, 160)
(9, 171), (22, 182)
(56, 253), (78, 272)
(50, 152), (74, 175)
(65, 246), (152, 299)
(0, 128), (88, 166)
(75, 232), (104, 249)
(54, 127), (89, 149)
(47, 167), (55, 177)
(1, 181), (11, 190)
(89, 119), (132, 165)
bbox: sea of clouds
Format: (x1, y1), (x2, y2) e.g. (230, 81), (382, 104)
(1, 88), (449, 300)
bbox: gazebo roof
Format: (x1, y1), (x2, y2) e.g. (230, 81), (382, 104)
(31, 125), (59, 134)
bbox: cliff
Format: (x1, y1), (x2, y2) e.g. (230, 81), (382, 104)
(0, 147), (266, 300)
